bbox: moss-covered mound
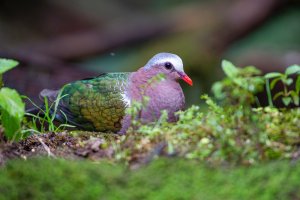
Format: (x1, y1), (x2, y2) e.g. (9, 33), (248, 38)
(0, 158), (299, 200)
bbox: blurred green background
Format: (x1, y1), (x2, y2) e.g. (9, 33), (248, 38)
(0, 0), (300, 106)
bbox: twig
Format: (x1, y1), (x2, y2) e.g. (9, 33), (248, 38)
(35, 135), (56, 158)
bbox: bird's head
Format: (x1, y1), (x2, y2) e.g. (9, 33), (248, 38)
(143, 52), (193, 86)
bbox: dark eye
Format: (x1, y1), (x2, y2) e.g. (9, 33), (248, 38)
(164, 62), (173, 70)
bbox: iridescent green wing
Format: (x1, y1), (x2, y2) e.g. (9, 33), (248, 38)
(57, 73), (130, 132)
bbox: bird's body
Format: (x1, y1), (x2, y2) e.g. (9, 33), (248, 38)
(39, 53), (192, 134)
(55, 73), (130, 132)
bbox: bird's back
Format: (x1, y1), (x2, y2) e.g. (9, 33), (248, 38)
(52, 73), (130, 132)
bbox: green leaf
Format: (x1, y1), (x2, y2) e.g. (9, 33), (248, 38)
(0, 59), (19, 74)
(273, 91), (284, 100)
(290, 91), (299, 106)
(270, 77), (281, 90)
(285, 65), (300, 75)
(0, 88), (24, 119)
(0, 87), (25, 140)
(233, 77), (247, 88)
(282, 96), (292, 106)
(264, 72), (282, 79)
(243, 66), (262, 75)
(222, 60), (238, 78)
(296, 75), (300, 94)
(212, 82), (224, 99)
(283, 78), (293, 86)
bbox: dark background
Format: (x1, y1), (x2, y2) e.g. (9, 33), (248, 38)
(1, 0), (300, 106)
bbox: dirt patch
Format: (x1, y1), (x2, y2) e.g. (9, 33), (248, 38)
(0, 131), (121, 165)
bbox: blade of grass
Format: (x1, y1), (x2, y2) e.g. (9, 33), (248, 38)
(265, 79), (273, 107)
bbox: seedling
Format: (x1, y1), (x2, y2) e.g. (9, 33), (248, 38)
(212, 60), (264, 106)
(25, 91), (75, 133)
(265, 65), (300, 106)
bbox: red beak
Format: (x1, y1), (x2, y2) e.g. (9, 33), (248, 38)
(179, 72), (193, 86)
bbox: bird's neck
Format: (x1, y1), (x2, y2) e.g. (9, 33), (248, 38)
(127, 68), (157, 100)
(127, 67), (176, 101)
(130, 67), (166, 86)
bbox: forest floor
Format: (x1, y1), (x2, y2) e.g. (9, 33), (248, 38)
(0, 131), (121, 165)
(1, 129), (300, 200)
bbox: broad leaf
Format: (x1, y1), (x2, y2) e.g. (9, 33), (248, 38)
(290, 91), (299, 106)
(282, 97), (292, 106)
(1, 110), (22, 140)
(222, 60), (238, 78)
(243, 66), (262, 75)
(283, 78), (293, 86)
(0, 88), (25, 140)
(0, 59), (19, 74)
(233, 77), (247, 88)
(212, 82), (224, 99)
(285, 65), (300, 75)
(264, 72), (282, 79)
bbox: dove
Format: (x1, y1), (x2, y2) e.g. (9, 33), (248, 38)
(38, 52), (193, 134)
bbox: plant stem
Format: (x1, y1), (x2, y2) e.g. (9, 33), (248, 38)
(0, 75), (3, 88)
(265, 79), (273, 107)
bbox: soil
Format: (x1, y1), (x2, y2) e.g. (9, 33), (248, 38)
(2, 131), (300, 168)
(0, 131), (120, 165)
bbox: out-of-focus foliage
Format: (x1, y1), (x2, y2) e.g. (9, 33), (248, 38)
(0, 59), (18, 77)
(265, 65), (300, 106)
(114, 96), (300, 166)
(212, 60), (264, 106)
(0, 59), (25, 141)
(0, 58), (19, 88)
(0, 158), (300, 200)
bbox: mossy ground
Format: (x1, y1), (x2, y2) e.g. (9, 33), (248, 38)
(1, 158), (300, 200)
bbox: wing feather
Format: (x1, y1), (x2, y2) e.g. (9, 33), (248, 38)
(41, 73), (130, 131)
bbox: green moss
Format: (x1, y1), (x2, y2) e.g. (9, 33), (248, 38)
(0, 158), (124, 200)
(0, 158), (300, 200)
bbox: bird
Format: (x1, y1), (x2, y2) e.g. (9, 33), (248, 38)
(36, 52), (193, 134)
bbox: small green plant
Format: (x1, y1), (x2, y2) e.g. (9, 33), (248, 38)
(112, 93), (300, 166)
(25, 91), (74, 133)
(265, 65), (300, 106)
(0, 58), (25, 141)
(212, 60), (264, 106)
